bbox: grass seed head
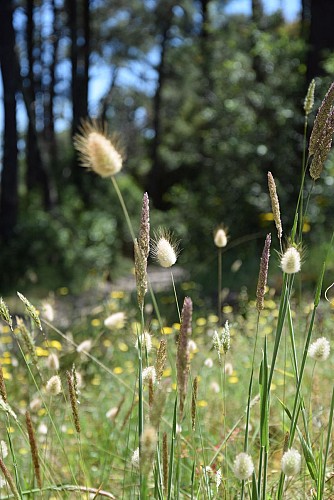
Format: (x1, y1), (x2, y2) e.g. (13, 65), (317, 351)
(308, 337), (330, 362)
(267, 172), (282, 240)
(155, 339), (167, 383)
(74, 121), (123, 177)
(280, 246), (301, 274)
(177, 297), (193, 418)
(47, 353), (59, 370)
(281, 448), (301, 477)
(140, 426), (157, 474)
(46, 375), (62, 396)
(233, 452), (254, 480)
(104, 312), (126, 330)
(135, 331), (152, 354)
(152, 229), (179, 268)
(256, 233), (271, 312)
(214, 227), (228, 248)
(304, 79), (316, 116)
(0, 298), (12, 330)
(309, 81), (334, 155)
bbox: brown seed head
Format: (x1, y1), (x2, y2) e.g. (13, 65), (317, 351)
(267, 172), (282, 240)
(309, 81), (334, 155)
(177, 297), (193, 419)
(134, 239), (147, 310)
(25, 410), (42, 489)
(310, 109), (334, 180)
(155, 339), (167, 383)
(256, 234), (271, 313)
(192, 376), (198, 431)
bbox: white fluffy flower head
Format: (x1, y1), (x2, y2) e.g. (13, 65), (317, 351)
(233, 452), (254, 480)
(142, 366), (156, 385)
(281, 448), (301, 477)
(74, 121), (123, 178)
(76, 339), (92, 354)
(281, 247), (301, 274)
(214, 227), (228, 248)
(308, 337), (330, 362)
(46, 375), (62, 396)
(135, 331), (152, 353)
(152, 229), (179, 268)
(104, 312), (126, 330)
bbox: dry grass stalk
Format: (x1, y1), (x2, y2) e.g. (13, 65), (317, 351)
(256, 234), (271, 313)
(267, 172), (282, 240)
(66, 370), (81, 433)
(0, 457), (20, 500)
(177, 297), (193, 419)
(25, 410), (42, 489)
(191, 376), (198, 431)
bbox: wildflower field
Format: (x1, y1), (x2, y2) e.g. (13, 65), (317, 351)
(1, 81), (334, 499)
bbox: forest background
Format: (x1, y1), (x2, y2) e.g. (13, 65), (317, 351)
(1, 0), (334, 299)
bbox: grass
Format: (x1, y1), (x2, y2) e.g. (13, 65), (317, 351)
(1, 80), (334, 499)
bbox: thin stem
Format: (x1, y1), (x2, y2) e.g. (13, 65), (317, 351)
(218, 248), (222, 325)
(111, 176), (136, 242)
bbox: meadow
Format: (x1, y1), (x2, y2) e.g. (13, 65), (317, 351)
(1, 80), (334, 499)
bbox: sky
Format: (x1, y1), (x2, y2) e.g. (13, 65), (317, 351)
(0, 0), (301, 144)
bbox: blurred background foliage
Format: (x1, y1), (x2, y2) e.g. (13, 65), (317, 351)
(1, 0), (334, 297)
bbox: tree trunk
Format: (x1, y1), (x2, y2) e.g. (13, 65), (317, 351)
(146, 5), (173, 209)
(0, 1), (19, 241)
(306, 0), (334, 79)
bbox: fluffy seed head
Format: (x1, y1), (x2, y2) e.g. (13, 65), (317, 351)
(281, 448), (301, 477)
(76, 339), (92, 354)
(140, 426), (157, 474)
(104, 312), (126, 330)
(214, 227), (228, 248)
(74, 121), (123, 177)
(46, 375), (62, 396)
(142, 366), (156, 385)
(308, 337), (330, 362)
(135, 331), (152, 353)
(152, 229), (179, 268)
(281, 247), (301, 274)
(204, 358), (213, 368)
(233, 452), (254, 480)
(47, 353), (59, 370)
